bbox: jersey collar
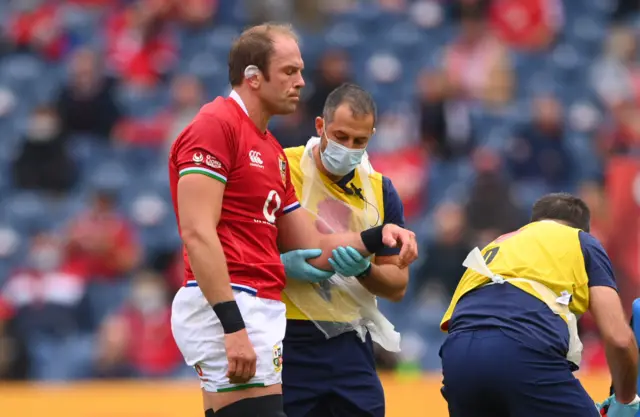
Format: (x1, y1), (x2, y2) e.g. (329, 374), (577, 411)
(334, 169), (357, 188)
(229, 90), (249, 116)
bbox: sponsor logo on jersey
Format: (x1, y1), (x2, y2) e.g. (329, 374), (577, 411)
(193, 152), (204, 164)
(249, 150), (264, 168)
(278, 154), (287, 185)
(272, 344), (283, 373)
(206, 155), (221, 169)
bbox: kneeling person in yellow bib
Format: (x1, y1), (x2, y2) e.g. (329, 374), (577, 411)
(279, 83), (411, 417)
(439, 193), (639, 417)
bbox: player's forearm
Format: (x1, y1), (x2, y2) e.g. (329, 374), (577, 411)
(360, 263), (408, 302)
(182, 230), (235, 305)
(306, 232), (368, 270)
(605, 329), (639, 403)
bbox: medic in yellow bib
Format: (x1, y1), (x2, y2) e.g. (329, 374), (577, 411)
(439, 193), (639, 417)
(278, 84), (411, 417)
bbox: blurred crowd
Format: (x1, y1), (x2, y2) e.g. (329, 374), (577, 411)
(0, 0), (640, 381)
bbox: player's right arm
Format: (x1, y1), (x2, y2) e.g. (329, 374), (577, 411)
(178, 175), (234, 306)
(175, 115), (256, 384)
(583, 232), (638, 403)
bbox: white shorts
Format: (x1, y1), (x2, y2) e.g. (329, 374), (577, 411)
(171, 282), (286, 392)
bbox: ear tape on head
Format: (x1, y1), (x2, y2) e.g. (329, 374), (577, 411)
(244, 65), (259, 79)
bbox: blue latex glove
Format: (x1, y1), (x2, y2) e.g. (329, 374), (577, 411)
(597, 396), (612, 414)
(328, 246), (371, 277)
(281, 249), (334, 283)
(598, 395), (640, 417)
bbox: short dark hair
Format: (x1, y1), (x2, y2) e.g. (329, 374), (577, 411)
(322, 83), (377, 126)
(228, 23), (298, 87)
(530, 193), (591, 232)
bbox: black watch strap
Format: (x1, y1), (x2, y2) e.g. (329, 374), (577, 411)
(356, 263), (373, 280)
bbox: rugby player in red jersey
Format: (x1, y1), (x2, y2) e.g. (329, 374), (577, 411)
(168, 24), (418, 417)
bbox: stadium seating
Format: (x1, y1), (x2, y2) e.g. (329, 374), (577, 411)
(0, 0), (623, 375)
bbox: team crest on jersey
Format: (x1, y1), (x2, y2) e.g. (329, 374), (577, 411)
(272, 344), (283, 373)
(193, 152), (204, 164)
(278, 154), (287, 185)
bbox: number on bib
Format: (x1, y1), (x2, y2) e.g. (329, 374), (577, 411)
(483, 247), (500, 265)
(263, 190), (282, 224)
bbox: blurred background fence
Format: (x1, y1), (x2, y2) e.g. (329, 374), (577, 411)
(0, 0), (638, 406)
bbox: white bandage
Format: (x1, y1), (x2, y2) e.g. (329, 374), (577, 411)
(244, 65), (259, 79)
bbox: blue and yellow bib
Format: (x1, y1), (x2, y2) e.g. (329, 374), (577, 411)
(283, 145), (387, 322)
(441, 221), (591, 332)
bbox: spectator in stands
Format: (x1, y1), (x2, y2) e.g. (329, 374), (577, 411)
(489, 0), (563, 51)
(64, 189), (141, 281)
(270, 103), (313, 149)
(577, 180), (611, 249)
(7, 0), (70, 61)
(612, 0), (640, 22)
(164, 74), (204, 144)
(171, 0), (217, 28)
(591, 27), (640, 109)
(94, 270), (182, 378)
(505, 95), (573, 190)
(443, 5), (514, 107)
(465, 148), (523, 245)
(418, 69), (473, 160)
(598, 97), (640, 156)
(449, 0), (490, 19)
(414, 202), (471, 301)
(305, 49), (352, 118)
(0, 232), (92, 380)
(12, 105), (77, 193)
(117, 73), (205, 146)
(0, 294), (28, 380)
(105, 1), (177, 86)
(592, 27), (640, 155)
(57, 48), (121, 140)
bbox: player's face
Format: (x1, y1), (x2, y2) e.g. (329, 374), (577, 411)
(260, 34), (305, 115)
(316, 103), (375, 152)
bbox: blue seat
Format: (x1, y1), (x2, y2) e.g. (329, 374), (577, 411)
(207, 26), (242, 55)
(27, 333), (96, 381)
(213, 0), (247, 26)
(115, 85), (170, 118)
(85, 280), (130, 325)
(86, 159), (132, 194)
(1, 191), (51, 233)
(323, 22), (367, 52)
(188, 51), (227, 82)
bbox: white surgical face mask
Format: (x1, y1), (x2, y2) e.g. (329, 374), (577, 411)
(28, 116), (59, 142)
(29, 247), (61, 272)
(131, 284), (165, 315)
(320, 132), (366, 176)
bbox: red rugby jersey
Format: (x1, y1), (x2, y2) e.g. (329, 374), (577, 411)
(168, 94), (300, 300)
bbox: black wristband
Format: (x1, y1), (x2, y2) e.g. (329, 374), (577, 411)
(212, 301), (245, 334)
(360, 225), (385, 254)
(356, 263), (373, 280)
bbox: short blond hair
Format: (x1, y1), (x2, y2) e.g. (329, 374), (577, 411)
(228, 23), (299, 87)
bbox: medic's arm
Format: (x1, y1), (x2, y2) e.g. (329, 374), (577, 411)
(584, 232), (638, 403)
(359, 178), (408, 302)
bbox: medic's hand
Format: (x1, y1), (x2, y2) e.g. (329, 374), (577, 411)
(598, 395), (640, 417)
(281, 249), (334, 283)
(381, 224), (418, 268)
(328, 246), (371, 277)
